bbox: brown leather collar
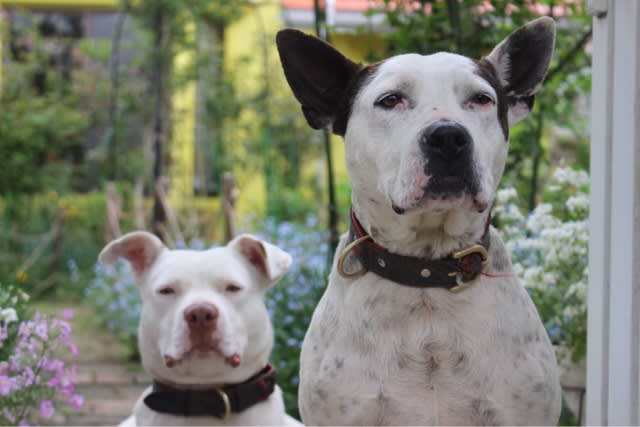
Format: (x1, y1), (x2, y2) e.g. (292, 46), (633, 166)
(338, 209), (491, 292)
(143, 364), (276, 419)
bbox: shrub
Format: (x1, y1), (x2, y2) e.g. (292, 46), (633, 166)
(257, 217), (329, 419)
(0, 283), (83, 425)
(494, 167), (589, 362)
(0, 191), (111, 299)
(85, 260), (141, 359)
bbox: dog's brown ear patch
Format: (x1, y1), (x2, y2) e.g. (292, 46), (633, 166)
(276, 29), (362, 135)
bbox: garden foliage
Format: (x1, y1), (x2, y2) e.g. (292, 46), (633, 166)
(258, 217), (329, 418)
(0, 53), (88, 195)
(495, 167), (589, 362)
(0, 284), (83, 425)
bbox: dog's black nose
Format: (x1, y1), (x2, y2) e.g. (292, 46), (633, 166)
(420, 120), (472, 162)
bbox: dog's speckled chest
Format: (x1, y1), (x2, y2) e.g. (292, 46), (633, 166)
(298, 235), (560, 426)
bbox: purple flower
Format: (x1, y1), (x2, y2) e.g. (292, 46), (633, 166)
(0, 375), (12, 396)
(2, 408), (15, 424)
(18, 320), (34, 338)
(68, 394), (84, 410)
(47, 374), (60, 388)
(39, 400), (54, 419)
(66, 341), (79, 357)
(22, 367), (35, 386)
(53, 319), (72, 340)
(58, 375), (75, 397)
(35, 321), (48, 341)
(60, 308), (74, 320)
(43, 358), (63, 373)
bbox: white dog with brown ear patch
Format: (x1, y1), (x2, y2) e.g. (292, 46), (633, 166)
(99, 231), (300, 426)
(277, 17), (561, 426)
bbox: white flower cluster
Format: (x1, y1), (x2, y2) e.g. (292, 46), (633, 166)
(0, 308), (18, 325)
(495, 167), (589, 360)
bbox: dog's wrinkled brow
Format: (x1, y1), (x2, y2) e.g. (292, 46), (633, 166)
(334, 62), (383, 135)
(473, 59), (509, 140)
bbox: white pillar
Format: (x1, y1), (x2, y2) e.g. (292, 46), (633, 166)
(586, 0), (640, 425)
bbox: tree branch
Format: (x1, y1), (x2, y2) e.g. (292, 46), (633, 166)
(546, 27), (592, 82)
(106, 3), (129, 181)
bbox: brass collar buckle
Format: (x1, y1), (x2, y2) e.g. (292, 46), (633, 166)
(214, 387), (232, 421)
(449, 244), (489, 293)
(337, 235), (371, 279)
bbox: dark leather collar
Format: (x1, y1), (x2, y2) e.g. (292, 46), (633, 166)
(143, 364), (276, 419)
(339, 209), (491, 291)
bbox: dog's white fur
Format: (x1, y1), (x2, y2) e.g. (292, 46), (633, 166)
(99, 232), (300, 426)
(278, 17), (562, 425)
(346, 52), (508, 247)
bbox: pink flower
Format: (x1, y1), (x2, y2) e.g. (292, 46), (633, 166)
(39, 400), (54, 420)
(474, 0), (495, 15)
(60, 309), (74, 320)
(505, 3), (520, 16)
(526, 1), (550, 16)
(68, 394), (84, 410)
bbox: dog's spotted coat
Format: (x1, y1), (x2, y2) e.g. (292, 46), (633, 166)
(277, 17), (561, 426)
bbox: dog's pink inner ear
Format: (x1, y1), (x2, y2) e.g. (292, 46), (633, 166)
(242, 243), (268, 277)
(125, 247), (150, 273)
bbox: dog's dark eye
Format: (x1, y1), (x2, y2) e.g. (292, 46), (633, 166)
(225, 284), (243, 293)
(158, 287), (176, 296)
(375, 93), (404, 109)
(471, 93), (494, 105)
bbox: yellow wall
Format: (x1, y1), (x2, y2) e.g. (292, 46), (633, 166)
(0, 0), (115, 9)
(169, 33), (197, 209)
(223, 3), (385, 221)
(223, 1), (281, 219)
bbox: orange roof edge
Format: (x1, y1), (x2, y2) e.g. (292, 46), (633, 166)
(280, 0), (377, 13)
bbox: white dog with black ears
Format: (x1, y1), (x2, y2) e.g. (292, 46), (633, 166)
(98, 231), (301, 426)
(277, 17), (561, 425)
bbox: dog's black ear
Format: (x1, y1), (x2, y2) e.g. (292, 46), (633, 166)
(485, 17), (556, 125)
(276, 29), (361, 135)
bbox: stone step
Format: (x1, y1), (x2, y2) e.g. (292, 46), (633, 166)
(75, 362), (150, 385)
(50, 383), (146, 426)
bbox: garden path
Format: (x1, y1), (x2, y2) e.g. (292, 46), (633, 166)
(39, 301), (150, 426)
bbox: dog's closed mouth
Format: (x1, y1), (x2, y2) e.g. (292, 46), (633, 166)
(424, 174), (476, 195)
(163, 348), (242, 368)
